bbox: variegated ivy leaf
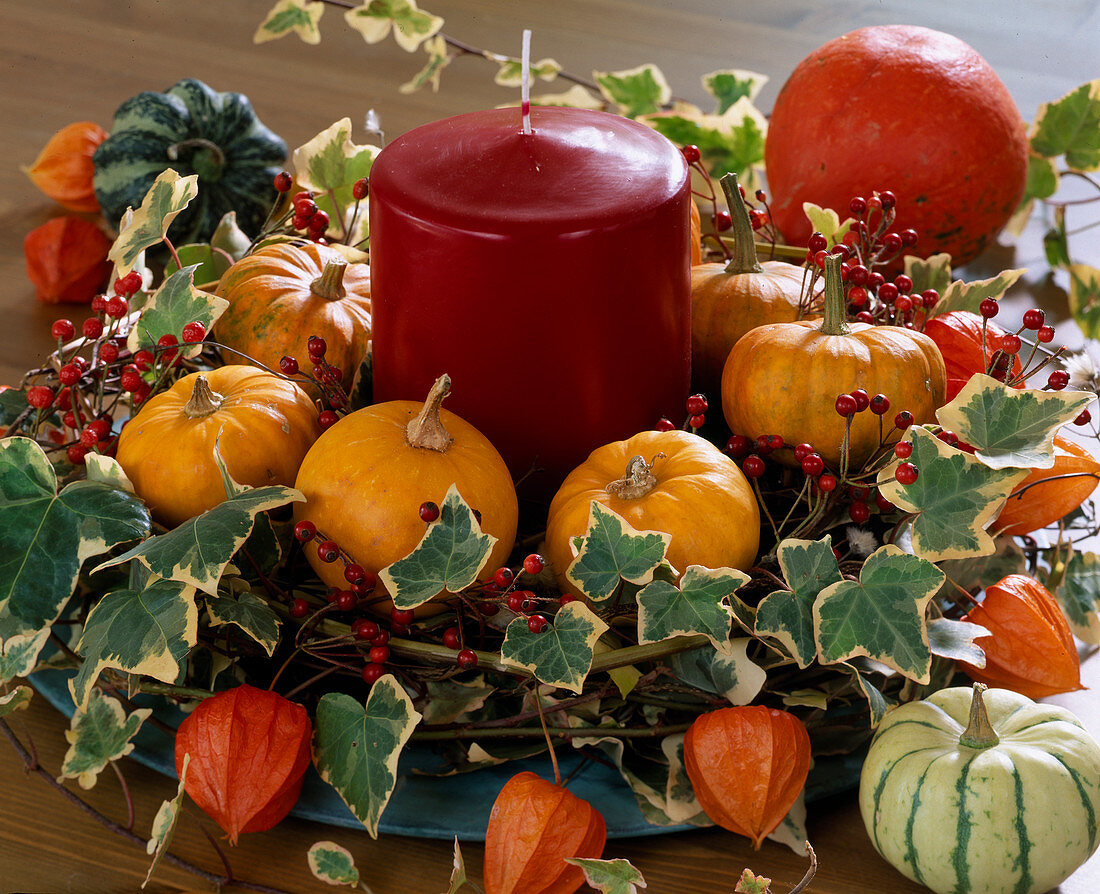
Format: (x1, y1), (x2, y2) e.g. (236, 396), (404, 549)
(636, 565), (748, 650)
(58, 689), (151, 790)
(660, 734), (703, 824)
(126, 265), (229, 359)
(211, 211), (253, 262)
(766, 790), (808, 855)
(70, 578), (198, 710)
(701, 68), (767, 113)
(491, 54), (561, 87)
(1029, 79), (1100, 171)
(107, 169), (198, 275)
(381, 485), (496, 609)
(313, 678), (422, 838)
(641, 97), (767, 181)
(1023, 154), (1061, 206)
(813, 545), (944, 683)
(802, 203), (854, 248)
(399, 33), (450, 94)
(84, 454), (135, 494)
(734, 869), (771, 894)
(566, 502), (669, 602)
(204, 590), (281, 656)
(421, 674), (494, 725)
(594, 64), (671, 118)
(1057, 551), (1100, 644)
(937, 537), (1025, 596)
(565, 858), (647, 894)
(522, 84), (604, 110)
(143, 754), (188, 889)
(344, 0), (444, 53)
(0, 626), (51, 684)
(443, 837), (468, 894)
(1069, 264), (1100, 339)
(841, 663), (891, 728)
(95, 484), (303, 597)
(926, 267), (1026, 319)
(755, 536), (841, 668)
(293, 117), (381, 195)
(904, 252), (954, 297)
(0, 686), (32, 719)
(307, 840), (360, 887)
(255, 0), (324, 44)
(666, 639), (766, 706)
(927, 617), (989, 667)
(878, 427), (1028, 561)
(500, 601), (608, 694)
(937, 374), (1092, 470)
(0, 437), (149, 629)
(163, 242), (234, 288)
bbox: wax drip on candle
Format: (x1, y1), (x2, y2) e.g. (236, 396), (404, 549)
(520, 28), (532, 135)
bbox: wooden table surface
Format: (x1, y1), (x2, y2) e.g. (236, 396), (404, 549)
(2, 2), (1098, 892)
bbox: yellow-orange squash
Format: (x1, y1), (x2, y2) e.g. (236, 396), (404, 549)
(692, 174), (809, 394)
(215, 241), (371, 390)
(994, 434), (1100, 536)
(689, 199), (702, 266)
(293, 375), (517, 610)
(116, 365), (320, 527)
(544, 429), (760, 595)
(721, 255), (946, 467)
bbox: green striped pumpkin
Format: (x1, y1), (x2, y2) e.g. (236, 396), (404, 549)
(859, 684), (1100, 894)
(93, 78), (286, 244)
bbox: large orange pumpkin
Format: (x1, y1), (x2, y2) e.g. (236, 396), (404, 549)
(544, 429), (760, 595)
(764, 25), (1028, 266)
(721, 255), (946, 467)
(215, 241), (371, 390)
(116, 365), (320, 527)
(293, 375), (517, 610)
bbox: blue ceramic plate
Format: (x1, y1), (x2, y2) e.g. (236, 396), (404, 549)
(30, 667), (863, 840)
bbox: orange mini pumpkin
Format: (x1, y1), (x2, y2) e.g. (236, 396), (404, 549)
(215, 241), (371, 390)
(116, 365), (320, 527)
(544, 429), (760, 595)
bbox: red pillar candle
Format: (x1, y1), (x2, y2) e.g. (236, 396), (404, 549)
(368, 106), (690, 492)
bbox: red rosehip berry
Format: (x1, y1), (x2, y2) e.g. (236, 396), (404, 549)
(289, 597), (310, 619)
(293, 520), (316, 542)
(849, 501), (871, 524)
(351, 571), (377, 595)
(847, 264), (869, 286)
(26, 385), (55, 409)
(920, 289), (939, 309)
(895, 462), (919, 485)
(937, 430), (959, 447)
(893, 440), (913, 459)
(66, 444), (88, 465)
(182, 321), (206, 343)
(894, 410), (914, 430)
(878, 190), (897, 210)
(878, 282), (899, 304)
(527, 614), (549, 634)
(391, 608), (415, 627)
(419, 500), (440, 523)
(713, 210), (733, 232)
(105, 296), (128, 319)
(686, 394), (708, 415)
(506, 591), (526, 613)
(274, 171), (293, 192)
(308, 210), (330, 233)
(817, 473), (837, 493)
(1037, 325), (1055, 343)
(51, 319), (75, 341)
(808, 232), (828, 253)
(157, 333), (180, 364)
(442, 627), (461, 650)
(307, 335), (327, 359)
(523, 554), (545, 575)
(456, 649), (478, 670)
(79, 426), (100, 448)
(900, 229), (918, 247)
(350, 618), (378, 641)
(58, 364), (81, 386)
(835, 393), (858, 417)
(855, 311), (874, 324)
(895, 295), (913, 313)
(99, 340), (120, 363)
(726, 434), (751, 458)
(335, 590), (357, 611)
(688, 413), (705, 429)
(655, 416), (676, 432)
(493, 566), (515, 589)
(317, 540), (340, 563)
(115, 271), (143, 297)
(793, 442), (814, 462)
(1000, 334), (1022, 355)
(89, 417), (112, 440)
(132, 350), (154, 371)
(681, 144), (701, 163)
(559, 593), (576, 606)
(82, 318), (104, 340)
(1075, 408), (1092, 426)
(979, 298), (999, 318)
(351, 178), (369, 201)
(847, 286), (868, 307)
(369, 645), (391, 664)
(849, 196), (867, 215)
(1047, 370), (1070, 390)
(801, 453), (824, 477)
(294, 197), (317, 218)
(371, 630), (390, 647)
(1021, 308), (1045, 330)
(742, 455), (766, 478)
(362, 663), (385, 685)
(850, 389), (870, 412)
(869, 394), (891, 415)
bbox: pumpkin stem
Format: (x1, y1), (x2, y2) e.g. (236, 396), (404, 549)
(606, 454), (664, 500)
(182, 375), (225, 418)
(310, 260), (349, 301)
(406, 374), (453, 452)
(166, 138), (226, 183)
(958, 683), (1001, 750)
(719, 173), (763, 276)
(819, 254), (851, 336)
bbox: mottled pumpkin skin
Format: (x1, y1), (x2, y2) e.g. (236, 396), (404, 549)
(116, 365), (320, 528)
(215, 242), (371, 390)
(721, 319), (946, 467)
(544, 430), (760, 595)
(689, 200), (702, 266)
(293, 400), (517, 611)
(765, 26), (1028, 266)
(691, 260), (807, 395)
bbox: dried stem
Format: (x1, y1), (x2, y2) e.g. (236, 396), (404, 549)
(787, 841), (818, 894)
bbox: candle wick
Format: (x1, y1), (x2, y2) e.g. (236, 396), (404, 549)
(521, 28), (532, 135)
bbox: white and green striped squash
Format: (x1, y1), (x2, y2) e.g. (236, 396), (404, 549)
(859, 684), (1100, 894)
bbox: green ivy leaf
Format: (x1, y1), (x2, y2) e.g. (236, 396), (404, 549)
(937, 374), (1093, 470)
(566, 502), (669, 602)
(491, 54), (561, 87)
(421, 675), (495, 725)
(210, 211), (253, 262)
(84, 454), (135, 494)
(641, 98), (766, 180)
(0, 686), (32, 719)
(204, 590), (281, 656)
(927, 617), (989, 666)
(443, 838), (468, 894)
(0, 626), (51, 684)
(814, 545), (944, 683)
(802, 203), (854, 248)
(755, 536), (841, 668)
(126, 265), (229, 359)
(701, 68), (767, 113)
(254, 0), (324, 44)
(163, 242), (234, 287)
(95, 484), (303, 597)
(1044, 209), (1072, 269)
(904, 253), (953, 296)
(594, 64), (671, 118)
(1069, 264), (1100, 339)
(380, 484), (496, 610)
(399, 34), (450, 94)
(1022, 153), (1060, 203)
(70, 578), (198, 710)
(0, 437), (149, 629)
(878, 427), (1028, 561)
(842, 664), (892, 728)
(1029, 79), (1100, 171)
(313, 678), (421, 838)
(500, 601), (608, 694)
(107, 169), (199, 275)
(927, 268), (1026, 318)
(666, 639), (766, 705)
(636, 565), (747, 650)
(343, 0), (444, 52)
(306, 840), (360, 887)
(565, 858), (647, 894)
(292, 117), (380, 195)
(58, 689), (151, 790)
(1057, 551), (1100, 643)
(144, 754), (188, 889)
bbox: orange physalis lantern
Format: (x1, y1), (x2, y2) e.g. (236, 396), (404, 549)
(994, 434), (1100, 536)
(23, 121), (107, 212)
(482, 771), (607, 894)
(23, 216), (111, 304)
(173, 684), (312, 844)
(683, 705), (812, 849)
